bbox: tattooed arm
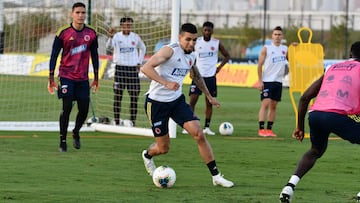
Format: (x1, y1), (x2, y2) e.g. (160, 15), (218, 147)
(190, 64), (220, 108)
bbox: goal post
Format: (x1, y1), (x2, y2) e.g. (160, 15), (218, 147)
(0, 0), (178, 138)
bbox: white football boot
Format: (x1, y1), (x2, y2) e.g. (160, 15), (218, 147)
(182, 129), (188, 134)
(279, 186), (294, 203)
(142, 150), (156, 176)
(203, 127), (216, 135)
(212, 173), (234, 188)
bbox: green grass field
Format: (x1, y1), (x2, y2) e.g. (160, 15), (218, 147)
(1, 84), (360, 203)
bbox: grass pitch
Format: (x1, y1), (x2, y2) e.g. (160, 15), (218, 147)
(1, 86), (360, 203)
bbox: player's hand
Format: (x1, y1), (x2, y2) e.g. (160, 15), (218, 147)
(90, 80), (99, 93)
(108, 28), (115, 38)
(292, 128), (304, 142)
(136, 64), (141, 72)
(207, 96), (220, 108)
(164, 81), (179, 91)
(47, 76), (57, 94)
(257, 80), (264, 92)
(216, 66), (222, 74)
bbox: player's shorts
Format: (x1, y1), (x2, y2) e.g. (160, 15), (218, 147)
(58, 77), (90, 100)
(144, 94), (199, 137)
(260, 82), (282, 101)
(189, 76), (217, 97)
(308, 111), (360, 151)
(114, 65), (140, 92)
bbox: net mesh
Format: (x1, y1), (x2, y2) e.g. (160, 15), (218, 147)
(0, 0), (172, 130)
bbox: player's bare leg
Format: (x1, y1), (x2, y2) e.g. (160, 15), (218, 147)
(203, 97), (215, 135)
(258, 98), (270, 136)
(184, 120), (234, 187)
(142, 135), (170, 176)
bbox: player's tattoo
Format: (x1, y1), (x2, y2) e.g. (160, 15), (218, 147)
(190, 64), (211, 96)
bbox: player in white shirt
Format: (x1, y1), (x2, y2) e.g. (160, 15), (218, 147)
(106, 17), (146, 125)
(140, 23), (233, 188)
(106, 16), (146, 126)
(185, 21), (230, 135)
(257, 26), (288, 137)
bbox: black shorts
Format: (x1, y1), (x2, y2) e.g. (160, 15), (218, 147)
(58, 77), (90, 101)
(189, 76), (217, 97)
(309, 111), (360, 151)
(144, 94), (199, 137)
(114, 65), (140, 91)
(260, 82), (282, 101)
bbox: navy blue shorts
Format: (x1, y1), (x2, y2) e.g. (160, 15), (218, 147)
(144, 94), (199, 137)
(114, 65), (140, 92)
(189, 76), (217, 97)
(58, 77), (90, 101)
(260, 82), (282, 101)
(309, 111), (360, 151)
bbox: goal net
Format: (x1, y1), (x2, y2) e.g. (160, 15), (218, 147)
(0, 0), (174, 136)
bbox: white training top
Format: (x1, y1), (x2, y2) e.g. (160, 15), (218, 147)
(194, 36), (219, 77)
(146, 42), (196, 102)
(106, 31), (146, 66)
(262, 43), (288, 83)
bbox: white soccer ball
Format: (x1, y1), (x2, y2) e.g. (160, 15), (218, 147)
(152, 165), (176, 188)
(86, 117), (99, 126)
(219, 122), (234, 135)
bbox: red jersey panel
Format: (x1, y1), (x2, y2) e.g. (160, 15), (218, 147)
(55, 24), (98, 81)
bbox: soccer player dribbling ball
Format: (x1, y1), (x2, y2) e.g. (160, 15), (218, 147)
(140, 23), (233, 188)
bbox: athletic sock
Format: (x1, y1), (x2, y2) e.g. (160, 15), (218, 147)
(60, 134), (66, 142)
(267, 121), (274, 130)
(72, 130), (79, 139)
(207, 160), (219, 176)
(259, 121), (265, 129)
(205, 119), (211, 128)
(144, 150), (152, 159)
(286, 183), (296, 190)
(287, 175), (300, 189)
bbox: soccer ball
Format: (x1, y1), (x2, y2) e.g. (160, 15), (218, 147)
(86, 116), (99, 126)
(219, 122), (234, 135)
(152, 165), (176, 188)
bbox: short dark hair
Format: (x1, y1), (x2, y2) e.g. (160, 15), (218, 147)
(120, 16), (134, 24)
(273, 26), (283, 32)
(72, 2), (86, 11)
(350, 41), (360, 58)
(203, 21), (214, 29)
(180, 23), (197, 34)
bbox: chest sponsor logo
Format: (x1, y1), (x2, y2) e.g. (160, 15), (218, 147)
(119, 47), (135, 53)
(171, 68), (189, 76)
(70, 44), (87, 55)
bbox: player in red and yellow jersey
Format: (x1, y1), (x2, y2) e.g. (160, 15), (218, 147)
(48, 2), (99, 152)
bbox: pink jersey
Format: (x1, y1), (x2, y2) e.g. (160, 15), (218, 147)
(310, 60), (360, 114)
(50, 24), (98, 81)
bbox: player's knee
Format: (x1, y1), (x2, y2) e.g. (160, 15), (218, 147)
(192, 129), (206, 142)
(309, 147), (324, 158)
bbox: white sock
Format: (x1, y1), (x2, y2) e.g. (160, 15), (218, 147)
(288, 175), (300, 186)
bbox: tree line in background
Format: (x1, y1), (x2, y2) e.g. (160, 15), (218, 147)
(3, 12), (357, 59)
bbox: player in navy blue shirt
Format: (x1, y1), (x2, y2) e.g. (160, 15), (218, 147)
(48, 2), (99, 152)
